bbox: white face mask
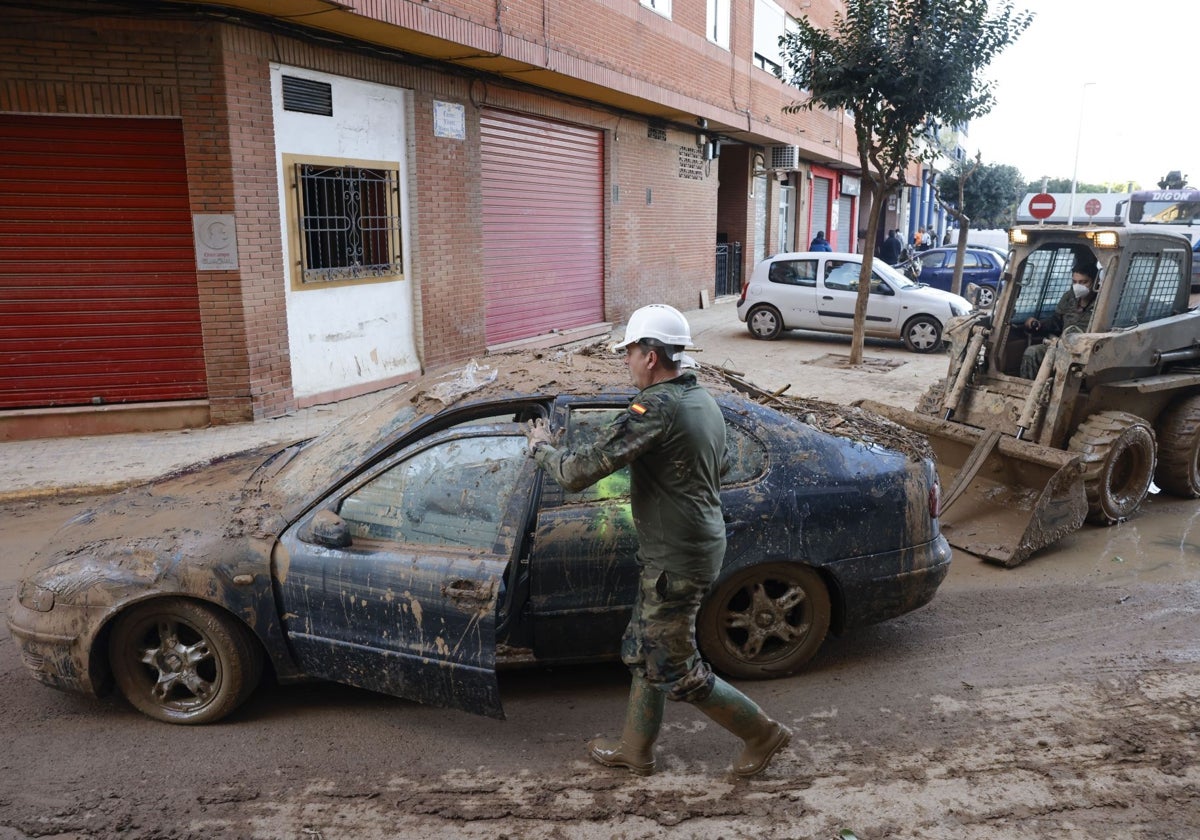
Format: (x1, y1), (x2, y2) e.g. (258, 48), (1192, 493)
(1072, 282), (1091, 299)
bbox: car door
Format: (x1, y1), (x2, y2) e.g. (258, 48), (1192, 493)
(817, 259), (902, 333)
(762, 257), (819, 328)
(525, 400), (772, 662)
(917, 250), (951, 291)
(275, 425), (536, 718)
(526, 402), (640, 660)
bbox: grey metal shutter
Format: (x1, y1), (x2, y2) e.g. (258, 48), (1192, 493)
(811, 177), (831, 244)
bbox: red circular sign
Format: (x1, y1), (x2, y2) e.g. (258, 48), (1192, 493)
(1029, 193), (1056, 220)
(1084, 198), (1102, 217)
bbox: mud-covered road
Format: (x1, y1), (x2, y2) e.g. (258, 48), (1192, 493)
(3, 487), (1198, 839)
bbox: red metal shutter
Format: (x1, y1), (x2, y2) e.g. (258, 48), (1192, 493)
(0, 115), (205, 409)
(481, 111), (604, 345)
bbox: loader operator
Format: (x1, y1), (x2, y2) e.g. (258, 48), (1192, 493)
(1019, 261), (1099, 379)
(525, 303), (792, 778)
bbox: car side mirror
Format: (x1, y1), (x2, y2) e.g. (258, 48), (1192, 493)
(302, 508), (352, 548)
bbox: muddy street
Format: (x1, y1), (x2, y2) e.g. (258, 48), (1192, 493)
(2, 487), (1198, 839)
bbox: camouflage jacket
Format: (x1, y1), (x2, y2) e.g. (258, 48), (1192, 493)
(533, 372), (727, 583)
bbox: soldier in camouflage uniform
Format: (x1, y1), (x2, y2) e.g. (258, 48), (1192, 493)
(526, 304), (792, 778)
(1020, 261), (1099, 379)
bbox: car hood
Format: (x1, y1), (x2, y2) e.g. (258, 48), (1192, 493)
(905, 285), (971, 307)
(22, 446), (287, 580)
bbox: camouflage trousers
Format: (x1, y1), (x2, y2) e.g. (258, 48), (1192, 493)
(621, 565), (716, 703)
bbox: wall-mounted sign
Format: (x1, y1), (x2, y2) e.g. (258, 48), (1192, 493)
(193, 214), (239, 271)
(433, 100), (466, 140)
(840, 175), (861, 196)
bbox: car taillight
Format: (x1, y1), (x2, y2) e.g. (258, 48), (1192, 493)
(929, 481), (942, 518)
(737, 277), (749, 304)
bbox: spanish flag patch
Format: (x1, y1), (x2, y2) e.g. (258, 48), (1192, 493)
(629, 403), (648, 415)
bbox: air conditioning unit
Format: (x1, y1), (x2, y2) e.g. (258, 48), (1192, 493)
(766, 145), (802, 171)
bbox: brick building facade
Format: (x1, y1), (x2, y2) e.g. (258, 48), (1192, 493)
(0, 0), (899, 438)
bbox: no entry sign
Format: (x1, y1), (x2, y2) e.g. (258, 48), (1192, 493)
(1029, 193), (1056, 220)
(1084, 198), (1102, 217)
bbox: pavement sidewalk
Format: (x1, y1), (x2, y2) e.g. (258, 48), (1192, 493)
(0, 299), (947, 502)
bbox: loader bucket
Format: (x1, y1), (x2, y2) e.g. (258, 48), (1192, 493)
(857, 400), (1087, 567)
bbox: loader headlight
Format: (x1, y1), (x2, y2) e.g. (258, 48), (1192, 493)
(1091, 230), (1119, 248)
(1010, 228), (1029, 245)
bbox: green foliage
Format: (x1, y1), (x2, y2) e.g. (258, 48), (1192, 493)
(939, 162), (1023, 228)
(1023, 177), (1111, 194)
(780, 0), (1032, 187)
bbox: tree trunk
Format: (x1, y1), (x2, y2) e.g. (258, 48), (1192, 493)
(849, 177), (889, 365)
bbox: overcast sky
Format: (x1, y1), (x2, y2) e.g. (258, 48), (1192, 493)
(965, 0), (1199, 190)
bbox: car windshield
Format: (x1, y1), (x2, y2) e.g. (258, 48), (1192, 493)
(268, 362), (503, 510)
(875, 260), (918, 289)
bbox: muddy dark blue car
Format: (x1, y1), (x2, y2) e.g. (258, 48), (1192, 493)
(9, 353), (950, 724)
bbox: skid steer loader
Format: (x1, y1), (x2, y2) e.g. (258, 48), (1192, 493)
(859, 224), (1200, 567)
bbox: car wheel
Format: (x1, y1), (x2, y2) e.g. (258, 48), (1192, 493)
(976, 286), (995, 308)
(697, 563), (831, 680)
(902, 315), (943, 353)
(1068, 411), (1156, 525)
(108, 598), (263, 725)
(746, 304), (783, 340)
(1154, 395), (1200, 498)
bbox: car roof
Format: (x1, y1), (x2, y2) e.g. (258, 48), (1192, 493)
(769, 251), (861, 260)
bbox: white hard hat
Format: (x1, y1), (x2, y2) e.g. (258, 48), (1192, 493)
(611, 304), (696, 366)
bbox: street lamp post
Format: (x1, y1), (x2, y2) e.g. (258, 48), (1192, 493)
(1066, 82), (1095, 226)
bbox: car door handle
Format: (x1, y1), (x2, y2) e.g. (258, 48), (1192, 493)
(443, 579), (493, 603)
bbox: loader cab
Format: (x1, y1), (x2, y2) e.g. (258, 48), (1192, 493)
(995, 241), (1100, 377)
(995, 228), (1194, 378)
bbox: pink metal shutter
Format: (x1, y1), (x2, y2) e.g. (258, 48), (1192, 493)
(481, 110), (604, 345)
(0, 115), (205, 409)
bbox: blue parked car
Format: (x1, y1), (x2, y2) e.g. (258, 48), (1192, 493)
(899, 246), (1005, 308)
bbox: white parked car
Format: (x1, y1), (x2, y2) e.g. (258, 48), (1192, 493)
(736, 251), (973, 352)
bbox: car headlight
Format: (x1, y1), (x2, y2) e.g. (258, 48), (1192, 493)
(949, 301), (969, 317)
(18, 581), (56, 612)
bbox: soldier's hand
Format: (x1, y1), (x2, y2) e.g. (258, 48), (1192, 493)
(526, 418), (553, 454)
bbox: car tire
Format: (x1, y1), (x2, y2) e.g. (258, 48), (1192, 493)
(1154, 395), (1200, 498)
(108, 598), (263, 725)
(697, 563), (831, 680)
(1068, 411), (1156, 525)
(746, 304), (783, 341)
(976, 286), (995, 308)
(902, 315), (943, 353)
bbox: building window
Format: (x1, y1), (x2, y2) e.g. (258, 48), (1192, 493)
(641, 0), (672, 19)
(290, 160), (403, 286)
(753, 0), (798, 76)
(708, 0), (730, 48)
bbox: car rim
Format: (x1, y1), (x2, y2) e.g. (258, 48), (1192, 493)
(134, 618), (220, 712)
(750, 309), (777, 337)
(978, 288), (994, 307)
(909, 322), (939, 350)
(718, 577), (811, 663)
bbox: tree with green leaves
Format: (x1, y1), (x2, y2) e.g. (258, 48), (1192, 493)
(938, 161), (1023, 231)
(779, 0), (1031, 363)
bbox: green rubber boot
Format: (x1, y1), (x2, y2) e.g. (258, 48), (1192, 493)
(694, 677), (792, 777)
(588, 675), (666, 776)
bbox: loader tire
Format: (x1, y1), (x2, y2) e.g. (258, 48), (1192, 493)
(1068, 411), (1156, 525)
(915, 378), (947, 417)
(1154, 394), (1200, 498)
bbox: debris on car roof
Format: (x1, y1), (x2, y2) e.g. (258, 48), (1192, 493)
(415, 344), (933, 463)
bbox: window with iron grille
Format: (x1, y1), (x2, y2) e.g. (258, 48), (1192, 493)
(292, 161), (403, 285)
(1112, 251), (1186, 328)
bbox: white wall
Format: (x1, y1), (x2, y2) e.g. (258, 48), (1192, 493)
(271, 65), (419, 400)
